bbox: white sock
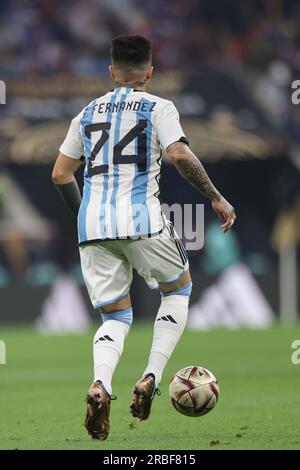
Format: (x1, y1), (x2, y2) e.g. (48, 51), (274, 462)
(93, 319), (130, 395)
(143, 294), (189, 385)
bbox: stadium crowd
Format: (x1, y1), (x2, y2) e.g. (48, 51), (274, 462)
(1, 0), (300, 78)
(2, 0), (300, 133)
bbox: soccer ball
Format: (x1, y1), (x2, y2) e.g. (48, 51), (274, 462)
(169, 366), (219, 417)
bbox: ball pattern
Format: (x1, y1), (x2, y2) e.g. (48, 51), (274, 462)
(169, 366), (219, 417)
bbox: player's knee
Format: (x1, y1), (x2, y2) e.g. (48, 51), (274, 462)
(100, 308), (133, 327)
(160, 281), (192, 298)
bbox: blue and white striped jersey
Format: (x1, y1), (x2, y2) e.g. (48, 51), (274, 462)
(60, 86), (187, 244)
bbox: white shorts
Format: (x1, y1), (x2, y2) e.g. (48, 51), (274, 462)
(79, 223), (189, 309)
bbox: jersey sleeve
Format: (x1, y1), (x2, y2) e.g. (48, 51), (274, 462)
(59, 113), (84, 159)
(156, 101), (188, 151)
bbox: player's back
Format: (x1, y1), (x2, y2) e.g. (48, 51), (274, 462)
(60, 86), (187, 245)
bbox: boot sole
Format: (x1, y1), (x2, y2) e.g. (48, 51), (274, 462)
(130, 384), (153, 421)
(85, 392), (109, 440)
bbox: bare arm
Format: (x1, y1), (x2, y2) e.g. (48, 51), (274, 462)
(52, 152), (83, 184)
(52, 152), (83, 216)
(167, 141), (236, 232)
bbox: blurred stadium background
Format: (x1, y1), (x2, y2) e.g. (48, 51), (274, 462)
(0, 0), (299, 330)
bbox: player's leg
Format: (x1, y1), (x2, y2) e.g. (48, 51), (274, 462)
(85, 294), (132, 440)
(142, 269), (192, 385)
(93, 294), (132, 397)
(123, 223), (192, 420)
(79, 242), (132, 439)
(129, 272), (192, 421)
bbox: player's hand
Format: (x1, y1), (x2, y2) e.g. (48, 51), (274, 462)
(212, 196), (236, 233)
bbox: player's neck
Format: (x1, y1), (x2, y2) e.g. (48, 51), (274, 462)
(114, 81), (147, 92)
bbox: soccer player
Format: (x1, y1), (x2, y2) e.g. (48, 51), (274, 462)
(52, 35), (236, 440)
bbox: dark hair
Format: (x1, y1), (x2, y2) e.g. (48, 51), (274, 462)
(111, 35), (152, 68)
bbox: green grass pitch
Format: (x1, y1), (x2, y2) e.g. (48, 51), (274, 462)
(0, 323), (300, 450)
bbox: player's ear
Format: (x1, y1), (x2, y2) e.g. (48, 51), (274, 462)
(146, 65), (153, 81)
(109, 65), (115, 81)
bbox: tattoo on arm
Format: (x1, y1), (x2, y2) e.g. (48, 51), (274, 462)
(173, 148), (221, 200)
